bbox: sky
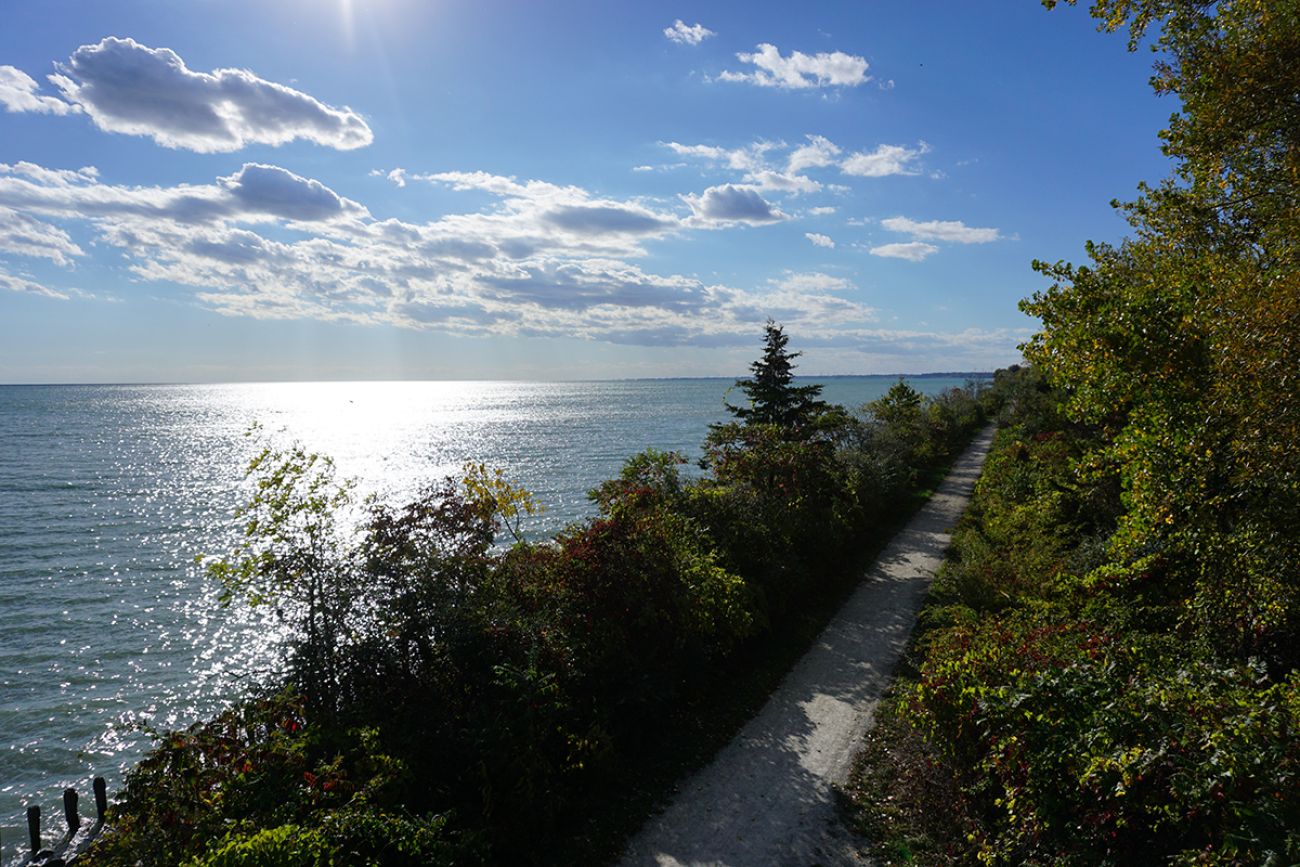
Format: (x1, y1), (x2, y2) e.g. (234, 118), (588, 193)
(0, 0), (1174, 383)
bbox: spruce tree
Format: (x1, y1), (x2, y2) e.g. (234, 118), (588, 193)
(727, 320), (828, 429)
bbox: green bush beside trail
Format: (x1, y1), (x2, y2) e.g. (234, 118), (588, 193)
(86, 327), (993, 867)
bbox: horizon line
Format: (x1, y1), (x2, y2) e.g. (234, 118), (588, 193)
(0, 371), (998, 388)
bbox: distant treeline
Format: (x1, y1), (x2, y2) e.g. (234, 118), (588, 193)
(83, 325), (998, 866)
(846, 1), (1300, 864)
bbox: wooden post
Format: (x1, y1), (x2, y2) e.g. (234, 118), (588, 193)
(94, 776), (108, 821)
(64, 787), (80, 832)
(27, 804), (40, 856)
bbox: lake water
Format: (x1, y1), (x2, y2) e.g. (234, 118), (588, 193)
(0, 376), (979, 851)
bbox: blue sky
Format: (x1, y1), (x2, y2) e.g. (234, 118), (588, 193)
(0, 0), (1171, 382)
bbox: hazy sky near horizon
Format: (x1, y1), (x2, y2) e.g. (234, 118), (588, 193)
(1, 0), (1171, 382)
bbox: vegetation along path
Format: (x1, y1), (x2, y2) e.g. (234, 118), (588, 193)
(618, 424), (996, 867)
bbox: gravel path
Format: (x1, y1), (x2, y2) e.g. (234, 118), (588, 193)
(617, 426), (996, 867)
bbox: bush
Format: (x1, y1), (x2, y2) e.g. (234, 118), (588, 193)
(187, 825), (331, 867)
(91, 355), (992, 866)
(860, 365), (1300, 866)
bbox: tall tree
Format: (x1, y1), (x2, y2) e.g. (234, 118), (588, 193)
(1027, 0), (1300, 667)
(727, 320), (828, 430)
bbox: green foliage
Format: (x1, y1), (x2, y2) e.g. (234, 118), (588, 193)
(92, 328), (991, 867)
(865, 361), (1300, 865)
(909, 614), (1300, 865)
(1025, 0), (1300, 672)
(725, 319), (829, 431)
(462, 460), (544, 544)
(202, 442), (359, 714)
(186, 825), (332, 867)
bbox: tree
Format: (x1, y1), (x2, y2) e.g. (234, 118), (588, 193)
(726, 320), (828, 431)
(1026, 0), (1300, 668)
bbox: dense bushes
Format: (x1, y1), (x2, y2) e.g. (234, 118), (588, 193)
(849, 368), (1300, 865)
(86, 340), (991, 866)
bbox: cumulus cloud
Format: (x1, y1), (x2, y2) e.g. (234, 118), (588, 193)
(805, 232), (835, 249)
(684, 184), (784, 224)
(841, 142), (929, 177)
(745, 170), (822, 194)
(662, 136), (936, 200)
(543, 204), (675, 235)
(0, 65), (78, 115)
(0, 159), (1020, 363)
(408, 169), (682, 245)
(218, 163), (363, 222)
(718, 44), (869, 89)
(808, 206), (837, 216)
(788, 135), (841, 173)
(880, 216), (1000, 243)
(662, 140), (828, 195)
(371, 168), (408, 187)
(0, 207), (84, 265)
(869, 241), (938, 262)
(47, 37), (372, 152)
(0, 160), (365, 226)
(0, 160), (707, 332)
(664, 20), (715, 46)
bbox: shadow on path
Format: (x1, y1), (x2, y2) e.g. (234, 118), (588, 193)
(617, 426), (996, 867)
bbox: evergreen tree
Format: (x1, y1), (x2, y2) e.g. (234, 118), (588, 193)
(727, 320), (828, 429)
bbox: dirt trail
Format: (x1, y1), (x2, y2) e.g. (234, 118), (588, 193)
(617, 426), (996, 867)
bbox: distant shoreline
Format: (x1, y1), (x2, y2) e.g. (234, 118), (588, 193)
(0, 372), (995, 388)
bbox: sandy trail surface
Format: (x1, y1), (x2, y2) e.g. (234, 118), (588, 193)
(617, 426), (996, 867)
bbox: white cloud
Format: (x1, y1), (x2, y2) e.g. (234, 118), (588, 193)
(0, 159), (366, 226)
(0, 266), (68, 299)
(718, 44), (869, 89)
(808, 206), (837, 216)
(662, 140), (827, 195)
(663, 140), (780, 173)
(683, 184), (784, 224)
(745, 170), (822, 194)
(869, 241), (938, 262)
(414, 169), (549, 198)
(868, 243), (941, 262)
(880, 216), (1000, 243)
(805, 232), (835, 249)
(219, 163), (365, 222)
(0, 207), (84, 265)
(775, 271), (852, 293)
(662, 136), (937, 198)
(0, 65), (78, 115)
(787, 135), (841, 173)
(48, 37), (372, 152)
(841, 142), (929, 177)
(410, 169), (680, 239)
(0, 160), (1025, 361)
(663, 20), (715, 46)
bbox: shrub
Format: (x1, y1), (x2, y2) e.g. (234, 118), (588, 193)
(91, 346), (992, 866)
